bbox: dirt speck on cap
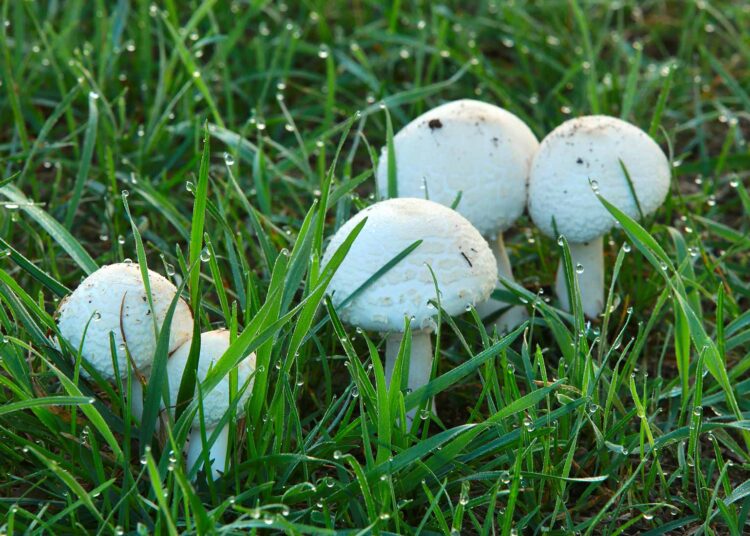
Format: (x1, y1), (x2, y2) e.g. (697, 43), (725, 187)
(428, 118), (443, 130)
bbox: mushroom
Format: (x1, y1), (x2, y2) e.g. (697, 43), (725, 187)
(375, 99), (539, 333)
(322, 198), (497, 421)
(56, 263), (193, 420)
(527, 115), (671, 317)
(166, 329), (256, 479)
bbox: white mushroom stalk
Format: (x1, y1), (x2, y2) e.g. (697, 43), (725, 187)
(554, 238), (605, 316)
(322, 198), (497, 422)
(56, 263), (194, 421)
(475, 234), (529, 331)
(384, 330), (433, 403)
(528, 115), (671, 318)
(167, 329), (256, 480)
(376, 99), (539, 333)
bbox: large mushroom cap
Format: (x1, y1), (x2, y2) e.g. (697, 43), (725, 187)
(321, 198), (497, 332)
(167, 329), (255, 428)
(375, 99), (539, 236)
(56, 263), (193, 381)
(528, 115), (671, 243)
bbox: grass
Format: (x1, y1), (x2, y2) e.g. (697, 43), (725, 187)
(1, 0), (750, 534)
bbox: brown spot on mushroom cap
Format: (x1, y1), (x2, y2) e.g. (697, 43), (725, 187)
(428, 119), (443, 130)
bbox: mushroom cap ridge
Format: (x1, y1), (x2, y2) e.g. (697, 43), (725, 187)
(166, 329), (256, 428)
(322, 198), (498, 332)
(376, 99), (539, 237)
(528, 115), (671, 243)
(56, 263), (194, 381)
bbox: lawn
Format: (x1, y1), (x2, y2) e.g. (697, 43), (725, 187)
(1, 1), (750, 534)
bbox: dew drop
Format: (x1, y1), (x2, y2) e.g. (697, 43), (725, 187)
(523, 416), (535, 431)
(575, 263), (584, 274)
(223, 152), (235, 166)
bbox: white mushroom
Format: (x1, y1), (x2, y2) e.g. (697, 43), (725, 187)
(322, 198), (497, 421)
(376, 99), (539, 333)
(528, 115), (671, 317)
(56, 263), (193, 420)
(166, 329), (255, 479)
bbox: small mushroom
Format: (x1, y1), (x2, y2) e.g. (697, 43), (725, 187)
(166, 329), (255, 479)
(322, 198), (497, 421)
(528, 115), (670, 317)
(56, 263), (193, 420)
(376, 99), (539, 333)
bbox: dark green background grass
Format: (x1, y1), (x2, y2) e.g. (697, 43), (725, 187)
(1, 1), (749, 534)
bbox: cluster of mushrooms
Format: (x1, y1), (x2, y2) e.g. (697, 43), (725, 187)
(56, 263), (256, 479)
(55, 99), (670, 477)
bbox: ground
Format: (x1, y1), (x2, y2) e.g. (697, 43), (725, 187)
(1, 1), (749, 535)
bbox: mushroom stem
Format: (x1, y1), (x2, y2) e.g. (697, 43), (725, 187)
(187, 424), (230, 480)
(475, 233), (528, 332)
(555, 237), (605, 318)
(385, 329), (435, 421)
(130, 379), (144, 422)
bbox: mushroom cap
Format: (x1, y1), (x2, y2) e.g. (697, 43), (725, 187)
(56, 263), (194, 381)
(375, 99), (539, 236)
(166, 329), (256, 428)
(528, 115), (671, 243)
(321, 198), (497, 332)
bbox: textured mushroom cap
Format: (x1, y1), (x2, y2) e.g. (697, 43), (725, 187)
(57, 263), (193, 381)
(322, 198), (497, 332)
(375, 99), (539, 236)
(166, 329), (256, 428)
(528, 115), (671, 243)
